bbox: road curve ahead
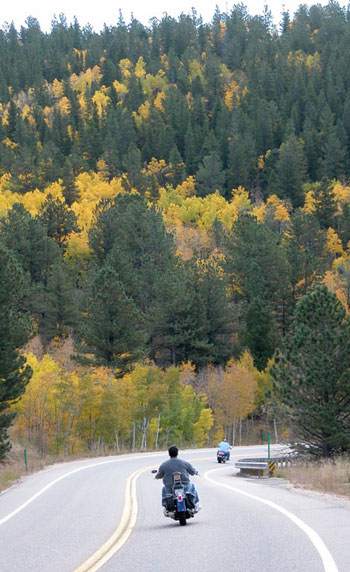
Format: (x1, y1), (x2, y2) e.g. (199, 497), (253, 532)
(0, 446), (349, 572)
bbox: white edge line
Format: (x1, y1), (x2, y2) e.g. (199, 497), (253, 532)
(0, 454), (162, 526)
(204, 467), (339, 572)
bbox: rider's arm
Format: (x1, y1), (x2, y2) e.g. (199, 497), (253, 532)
(184, 460), (198, 475)
(155, 462), (165, 479)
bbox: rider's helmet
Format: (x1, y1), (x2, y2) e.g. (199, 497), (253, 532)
(223, 438), (227, 441)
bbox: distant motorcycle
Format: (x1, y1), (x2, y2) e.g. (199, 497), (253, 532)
(152, 470), (198, 526)
(217, 450), (228, 463)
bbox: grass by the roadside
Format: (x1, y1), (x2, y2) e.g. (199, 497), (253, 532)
(2, 442), (350, 501)
(278, 456), (350, 498)
(0, 442), (64, 494)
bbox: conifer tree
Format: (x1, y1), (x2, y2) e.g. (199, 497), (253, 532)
(77, 266), (146, 375)
(271, 285), (350, 457)
(0, 243), (33, 458)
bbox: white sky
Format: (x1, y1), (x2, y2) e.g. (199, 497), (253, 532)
(0, 1), (346, 32)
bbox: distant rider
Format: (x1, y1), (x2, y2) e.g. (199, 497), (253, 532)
(218, 437), (232, 461)
(155, 445), (201, 515)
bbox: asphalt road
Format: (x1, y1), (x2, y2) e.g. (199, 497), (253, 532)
(0, 446), (349, 572)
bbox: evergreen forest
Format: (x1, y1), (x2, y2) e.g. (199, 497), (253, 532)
(2, 2), (350, 459)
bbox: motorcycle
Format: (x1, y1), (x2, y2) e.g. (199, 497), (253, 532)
(217, 450), (228, 463)
(152, 470), (197, 526)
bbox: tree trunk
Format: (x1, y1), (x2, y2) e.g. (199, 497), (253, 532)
(273, 418), (278, 443)
(155, 413), (161, 450)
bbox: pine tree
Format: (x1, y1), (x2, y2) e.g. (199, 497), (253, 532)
(77, 266), (147, 374)
(0, 243), (33, 458)
(61, 158), (80, 206)
(38, 262), (77, 344)
(37, 194), (79, 250)
(271, 285), (350, 457)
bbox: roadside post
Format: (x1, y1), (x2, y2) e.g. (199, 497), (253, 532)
(24, 448), (28, 472)
(267, 432), (275, 476)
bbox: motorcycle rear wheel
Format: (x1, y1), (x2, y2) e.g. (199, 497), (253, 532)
(178, 512), (187, 526)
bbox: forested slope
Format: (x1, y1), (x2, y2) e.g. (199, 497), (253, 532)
(1, 2), (350, 455)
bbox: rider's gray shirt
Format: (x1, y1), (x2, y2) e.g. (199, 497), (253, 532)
(155, 457), (197, 488)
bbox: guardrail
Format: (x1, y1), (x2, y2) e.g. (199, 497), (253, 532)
(235, 453), (297, 477)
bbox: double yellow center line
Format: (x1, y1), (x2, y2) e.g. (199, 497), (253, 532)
(73, 465), (151, 572)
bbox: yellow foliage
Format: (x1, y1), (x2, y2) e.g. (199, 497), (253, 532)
(331, 181), (350, 216)
(119, 58), (133, 78)
(274, 203), (290, 222)
(70, 66), (102, 92)
(327, 227), (344, 256)
(224, 81), (240, 111)
(303, 190), (318, 214)
(57, 96), (71, 115)
(71, 172), (125, 229)
(323, 269), (349, 312)
(92, 89), (111, 117)
(160, 54), (169, 70)
(208, 358), (257, 428)
(179, 361), (196, 386)
(154, 90), (166, 112)
(135, 56), (146, 78)
(52, 78), (64, 99)
(20, 189), (47, 215)
(305, 52), (321, 72)
(193, 408), (213, 446)
(132, 101), (151, 127)
(258, 155), (265, 170)
(2, 137), (18, 149)
(113, 80), (128, 99)
(64, 230), (92, 261)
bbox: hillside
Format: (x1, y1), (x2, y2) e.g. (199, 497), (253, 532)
(1, 2), (350, 457)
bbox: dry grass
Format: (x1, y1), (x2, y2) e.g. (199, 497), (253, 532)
(2, 441), (350, 501)
(0, 442), (64, 494)
(279, 457), (350, 498)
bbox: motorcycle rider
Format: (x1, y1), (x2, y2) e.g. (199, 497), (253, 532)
(155, 445), (201, 515)
(217, 437), (232, 461)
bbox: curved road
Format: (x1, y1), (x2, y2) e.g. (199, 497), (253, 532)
(0, 446), (349, 571)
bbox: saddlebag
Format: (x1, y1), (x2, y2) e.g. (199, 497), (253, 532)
(185, 492), (196, 509)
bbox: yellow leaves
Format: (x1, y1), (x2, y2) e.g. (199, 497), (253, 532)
(119, 58), (133, 79)
(327, 227), (344, 256)
(57, 96), (71, 115)
(305, 52), (321, 72)
(224, 80), (240, 111)
(92, 88), (111, 117)
(2, 137), (17, 149)
(287, 49), (306, 69)
(331, 181), (350, 217)
(20, 189), (47, 215)
(258, 154), (265, 170)
(175, 176), (196, 198)
(207, 357), (257, 429)
(141, 71), (169, 99)
(274, 203), (290, 222)
(113, 80), (128, 99)
(303, 189), (318, 214)
(135, 56), (146, 78)
(188, 59), (204, 81)
(160, 53), (169, 70)
(64, 231), (92, 262)
(154, 90), (165, 112)
(52, 78), (64, 99)
(132, 101), (150, 127)
(143, 157), (167, 178)
(219, 22), (226, 39)
(70, 66), (102, 93)
(71, 172), (125, 229)
(193, 408), (213, 446)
